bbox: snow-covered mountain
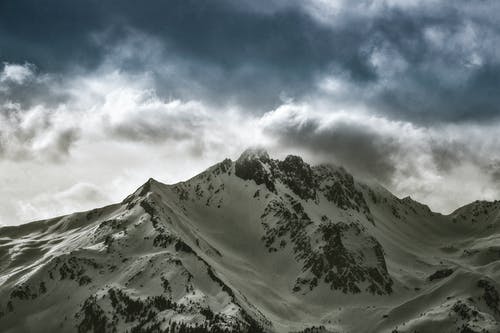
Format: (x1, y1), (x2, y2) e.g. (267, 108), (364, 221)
(1, 149), (499, 333)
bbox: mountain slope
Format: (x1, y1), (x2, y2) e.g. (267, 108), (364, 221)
(0, 149), (499, 333)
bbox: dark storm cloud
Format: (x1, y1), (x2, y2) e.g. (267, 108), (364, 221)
(371, 63), (500, 123)
(4, 0), (500, 223)
(0, 0), (376, 110)
(261, 107), (401, 183)
(284, 121), (399, 183)
(2, 0), (500, 120)
(429, 140), (471, 173)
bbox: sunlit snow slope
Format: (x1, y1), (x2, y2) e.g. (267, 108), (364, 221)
(1, 149), (499, 333)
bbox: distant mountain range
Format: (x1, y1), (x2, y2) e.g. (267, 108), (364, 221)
(1, 149), (499, 333)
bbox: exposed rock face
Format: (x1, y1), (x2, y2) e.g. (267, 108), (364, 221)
(236, 150), (319, 199)
(277, 155), (317, 200)
(235, 148), (276, 193)
(235, 152), (372, 218)
(234, 151), (391, 295)
(315, 165), (374, 224)
(260, 194), (392, 295)
(428, 268), (454, 281)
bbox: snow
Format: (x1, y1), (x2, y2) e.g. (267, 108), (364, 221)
(0, 150), (499, 332)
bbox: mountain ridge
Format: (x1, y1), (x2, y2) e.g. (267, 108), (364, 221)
(0, 149), (499, 333)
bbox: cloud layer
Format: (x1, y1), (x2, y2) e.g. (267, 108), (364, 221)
(1, 0), (500, 224)
(260, 103), (500, 212)
(2, 0), (500, 120)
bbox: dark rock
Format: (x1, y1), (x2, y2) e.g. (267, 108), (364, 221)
(477, 279), (499, 313)
(277, 155), (317, 200)
(235, 149), (276, 192)
(428, 268), (454, 281)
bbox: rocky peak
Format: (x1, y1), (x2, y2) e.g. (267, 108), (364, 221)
(279, 155), (308, 171)
(236, 147), (270, 163)
(235, 148), (275, 192)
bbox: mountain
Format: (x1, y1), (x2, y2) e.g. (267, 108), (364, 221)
(1, 149), (499, 333)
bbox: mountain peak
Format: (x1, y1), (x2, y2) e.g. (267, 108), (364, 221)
(237, 147), (270, 163)
(3, 149), (500, 333)
(235, 148), (275, 192)
(121, 177), (161, 208)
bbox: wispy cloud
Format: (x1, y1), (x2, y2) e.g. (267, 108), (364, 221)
(0, 62), (35, 84)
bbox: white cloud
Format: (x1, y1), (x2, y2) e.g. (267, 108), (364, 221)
(0, 62), (35, 85)
(0, 63), (268, 225)
(16, 182), (111, 222)
(1, 60), (500, 225)
(0, 103), (79, 161)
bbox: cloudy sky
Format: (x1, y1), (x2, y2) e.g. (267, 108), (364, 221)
(1, 0), (500, 224)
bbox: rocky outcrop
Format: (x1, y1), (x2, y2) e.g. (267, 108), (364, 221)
(261, 193), (392, 295)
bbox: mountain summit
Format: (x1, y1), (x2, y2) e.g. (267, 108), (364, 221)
(1, 150), (499, 333)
